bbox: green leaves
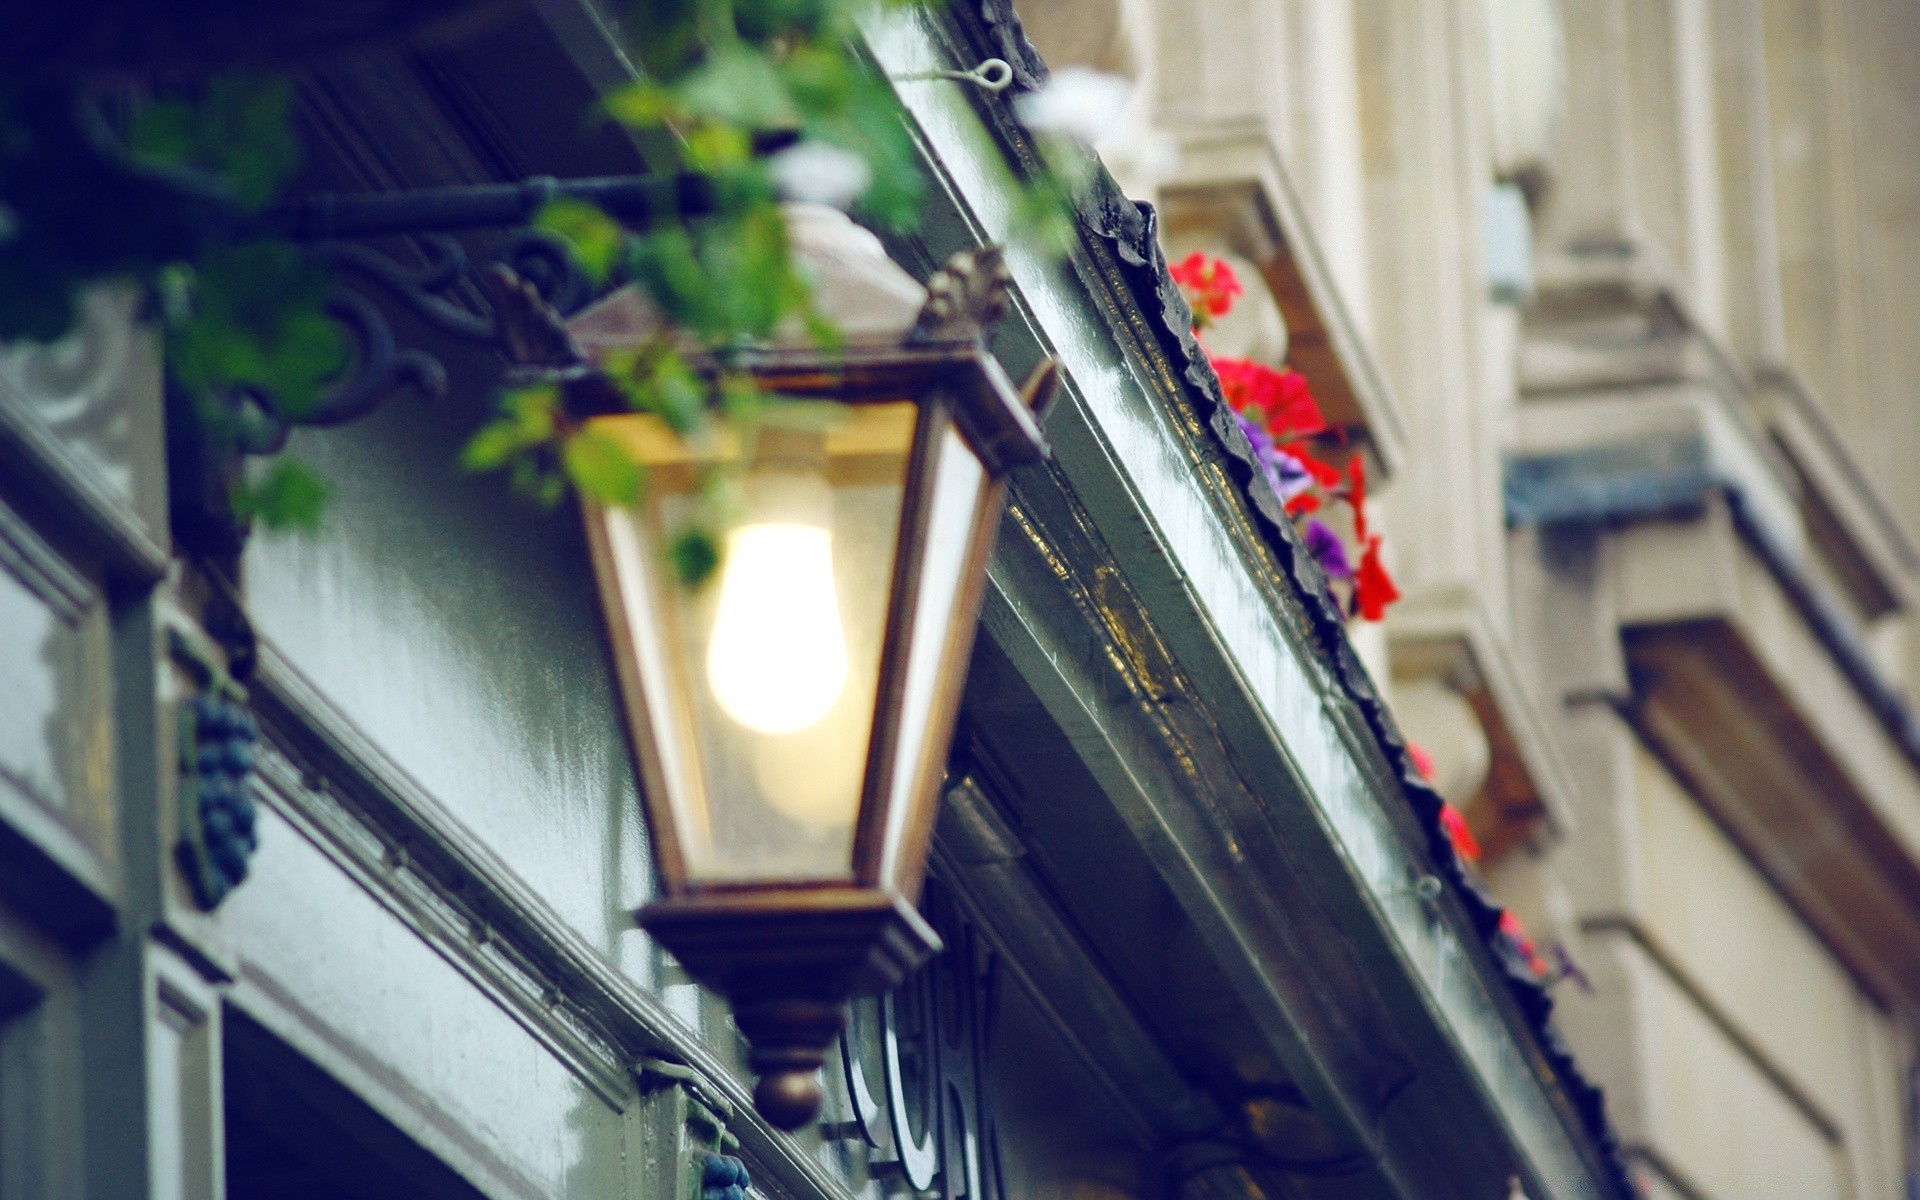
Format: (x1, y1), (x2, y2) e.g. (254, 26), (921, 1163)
(679, 46), (799, 130)
(127, 76), (300, 210)
(639, 350), (708, 432)
(235, 460), (329, 532)
(461, 382), (559, 472)
(535, 197), (626, 284)
(604, 81), (678, 128)
(627, 204), (803, 347)
(669, 526), (721, 586)
(562, 0), (943, 586)
(166, 242), (344, 420)
(562, 427), (645, 506)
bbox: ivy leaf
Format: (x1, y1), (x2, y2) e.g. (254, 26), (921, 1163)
(125, 101), (198, 170)
(127, 76), (299, 210)
(462, 383), (560, 475)
(736, 0), (838, 43)
(535, 197), (624, 283)
(603, 80), (679, 128)
(669, 526), (720, 586)
(167, 242), (343, 418)
(235, 459), (329, 531)
(460, 420), (527, 472)
(199, 76), (301, 209)
(718, 374), (764, 425)
(505, 382), (560, 436)
(649, 353), (708, 432)
(677, 46), (798, 130)
(562, 427), (645, 506)
(682, 123), (754, 173)
(622, 0), (702, 78)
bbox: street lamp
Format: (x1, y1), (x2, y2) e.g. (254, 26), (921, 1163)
(577, 220), (1052, 1129)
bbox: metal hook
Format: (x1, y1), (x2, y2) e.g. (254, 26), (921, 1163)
(894, 58), (1016, 93)
(1392, 873), (1444, 905)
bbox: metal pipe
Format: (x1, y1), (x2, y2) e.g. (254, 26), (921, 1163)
(266, 173), (718, 239)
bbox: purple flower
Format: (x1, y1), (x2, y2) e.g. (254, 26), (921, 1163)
(1303, 517), (1352, 580)
(1235, 413), (1286, 497)
(1273, 449), (1314, 501)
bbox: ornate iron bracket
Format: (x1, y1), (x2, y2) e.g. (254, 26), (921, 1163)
(262, 173), (716, 241)
(168, 169), (704, 557)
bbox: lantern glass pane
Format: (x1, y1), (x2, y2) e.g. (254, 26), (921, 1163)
(872, 421), (991, 888)
(593, 405), (917, 884)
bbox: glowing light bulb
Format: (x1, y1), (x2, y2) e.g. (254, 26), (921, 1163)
(705, 469), (850, 738)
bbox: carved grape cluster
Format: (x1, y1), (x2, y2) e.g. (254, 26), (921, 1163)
(178, 691), (261, 908)
(701, 1153), (751, 1200)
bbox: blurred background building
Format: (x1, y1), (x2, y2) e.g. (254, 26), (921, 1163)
(1015, 0), (1920, 1193)
(0, 2), (1915, 1200)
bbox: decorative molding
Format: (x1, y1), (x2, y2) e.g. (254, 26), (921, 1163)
(0, 496), (119, 945)
(907, 245), (1013, 344)
(929, 772), (1228, 1142)
(1389, 585), (1584, 849)
(815, 879), (1012, 1199)
(243, 648), (859, 1200)
(248, 732), (637, 1109)
(1621, 613), (1920, 1012)
(0, 384), (169, 584)
(863, 8), (1637, 1173)
(1757, 366), (1920, 616)
(1578, 914), (1843, 1145)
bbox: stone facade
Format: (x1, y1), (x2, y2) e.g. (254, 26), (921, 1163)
(1024, 0), (1920, 1195)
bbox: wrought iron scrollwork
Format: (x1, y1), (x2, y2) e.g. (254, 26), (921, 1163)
(300, 226), (595, 427)
(248, 172), (674, 428)
(306, 287), (448, 428)
(168, 202), (608, 558)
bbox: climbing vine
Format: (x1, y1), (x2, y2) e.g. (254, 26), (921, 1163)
(0, 7), (1112, 573)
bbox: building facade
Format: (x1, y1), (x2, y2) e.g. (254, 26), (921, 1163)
(0, 2), (1913, 1200)
(1019, 0), (1920, 1195)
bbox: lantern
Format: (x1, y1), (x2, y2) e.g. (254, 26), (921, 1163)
(576, 214), (1052, 1129)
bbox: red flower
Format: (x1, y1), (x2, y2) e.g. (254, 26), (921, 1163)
(1280, 444), (1342, 489)
(1441, 803), (1483, 863)
(1500, 911), (1550, 977)
(1171, 252), (1243, 327)
(1212, 357), (1329, 442)
(1285, 492), (1321, 517)
(1269, 368), (1327, 438)
(1211, 355), (1282, 418)
(1353, 534), (1400, 621)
